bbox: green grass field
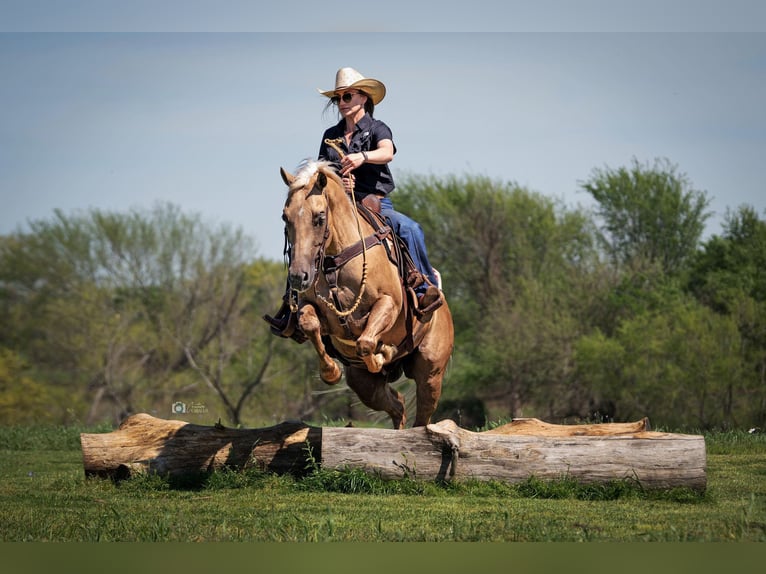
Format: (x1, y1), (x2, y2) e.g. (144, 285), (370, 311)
(1, 425), (765, 542)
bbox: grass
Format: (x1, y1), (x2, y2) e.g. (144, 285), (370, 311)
(1, 425), (765, 541)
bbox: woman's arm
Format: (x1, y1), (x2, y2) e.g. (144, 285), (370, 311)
(340, 139), (394, 175)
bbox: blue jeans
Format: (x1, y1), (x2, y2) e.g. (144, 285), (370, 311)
(379, 197), (438, 293)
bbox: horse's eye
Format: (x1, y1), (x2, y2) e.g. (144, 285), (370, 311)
(313, 212), (326, 227)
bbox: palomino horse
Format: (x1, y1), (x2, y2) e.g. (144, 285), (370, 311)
(279, 159), (454, 429)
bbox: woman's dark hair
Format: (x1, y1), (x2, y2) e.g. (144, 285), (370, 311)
(361, 91), (375, 116)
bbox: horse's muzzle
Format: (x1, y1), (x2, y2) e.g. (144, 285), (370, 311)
(288, 269), (313, 293)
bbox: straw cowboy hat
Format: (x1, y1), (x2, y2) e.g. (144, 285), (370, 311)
(318, 67), (386, 105)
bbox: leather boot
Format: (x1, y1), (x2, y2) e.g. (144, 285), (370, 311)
(416, 285), (443, 323)
(263, 299), (306, 343)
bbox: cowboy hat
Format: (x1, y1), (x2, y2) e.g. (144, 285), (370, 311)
(318, 67), (386, 105)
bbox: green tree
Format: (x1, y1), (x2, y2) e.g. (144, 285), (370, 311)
(395, 174), (604, 420)
(575, 295), (743, 429)
(731, 296), (766, 426)
(687, 205), (766, 426)
(395, 173), (598, 329)
(180, 258), (325, 426)
(471, 279), (582, 419)
(0, 204), (310, 426)
(581, 157), (711, 275)
(0, 347), (71, 424)
(687, 205), (766, 312)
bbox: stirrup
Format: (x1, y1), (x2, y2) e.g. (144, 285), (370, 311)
(263, 302), (307, 344)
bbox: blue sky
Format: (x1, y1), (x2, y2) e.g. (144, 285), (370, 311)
(1, 3), (765, 260)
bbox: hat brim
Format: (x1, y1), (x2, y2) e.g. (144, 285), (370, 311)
(318, 78), (386, 105)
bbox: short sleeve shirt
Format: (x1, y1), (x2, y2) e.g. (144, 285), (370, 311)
(317, 113), (397, 196)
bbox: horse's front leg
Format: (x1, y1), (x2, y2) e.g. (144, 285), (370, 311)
(356, 294), (398, 373)
(298, 303), (342, 384)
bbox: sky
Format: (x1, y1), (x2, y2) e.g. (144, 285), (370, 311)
(1, 2), (765, 261)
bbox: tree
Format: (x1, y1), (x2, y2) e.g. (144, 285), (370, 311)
(0, 347), (70, 424)
(687, 205), (766, 312)
(0, 204), (310, 425)
(395, 173), (599, 328)
(471, 279), (582, 419)
(687, 205), (766, 426)
(575, 295), (743, 429)
(581, 157), (711, 275)
(394, 174), (604, 420)
(179, 258), (322, 426)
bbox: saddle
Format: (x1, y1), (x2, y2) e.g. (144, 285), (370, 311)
(357, 192), (382, 215)
(352, 194), (423, 290)
(351, 195), (441, 324)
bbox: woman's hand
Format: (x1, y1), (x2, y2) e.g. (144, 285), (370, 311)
(340, 152), (366, 176)
(341, 174), (355, 193)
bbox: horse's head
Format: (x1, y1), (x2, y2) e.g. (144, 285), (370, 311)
(280, 160), (340, 293)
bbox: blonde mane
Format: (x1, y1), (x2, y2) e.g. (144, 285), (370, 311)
(289, 159), (342, 195)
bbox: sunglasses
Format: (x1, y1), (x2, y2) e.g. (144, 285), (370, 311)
(332, 91), (360, 104)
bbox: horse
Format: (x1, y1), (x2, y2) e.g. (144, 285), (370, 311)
(278, 159), (454, 429)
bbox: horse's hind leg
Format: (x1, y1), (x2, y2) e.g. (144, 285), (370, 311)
(297, 304), (341, 384)
(405, 313), (453, 427)
(346, 367), (406, 429)
(406, 358), (445, 427)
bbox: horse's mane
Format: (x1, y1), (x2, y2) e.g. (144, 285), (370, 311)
(288, 159), (342, 196)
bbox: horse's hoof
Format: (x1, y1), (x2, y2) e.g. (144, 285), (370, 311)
(363, 354), (385, 374)
(321, 363), (342, 385)
(355, 339), (373, 358)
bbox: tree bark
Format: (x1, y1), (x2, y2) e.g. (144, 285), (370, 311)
(80, 413), (706, 491)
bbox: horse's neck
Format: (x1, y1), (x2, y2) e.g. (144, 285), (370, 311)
(326, 186), (371, 254)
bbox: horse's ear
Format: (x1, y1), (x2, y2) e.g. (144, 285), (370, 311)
(280, 167), (294, 186)
(317, 171), (327, 189)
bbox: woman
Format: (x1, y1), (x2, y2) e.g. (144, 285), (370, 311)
(265, 67), (442, 339)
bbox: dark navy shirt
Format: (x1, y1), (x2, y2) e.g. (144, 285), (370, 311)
(317, 113), (397, 196)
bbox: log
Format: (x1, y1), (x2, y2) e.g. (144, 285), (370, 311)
(80, 414), (321, 480)
(80, 413), (706, 491)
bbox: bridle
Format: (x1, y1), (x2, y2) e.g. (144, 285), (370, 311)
(287, 153), (370, 319)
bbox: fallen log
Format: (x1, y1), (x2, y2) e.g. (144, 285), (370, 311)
(80, 413), (319, 481)
(80, 413), (706, 491)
